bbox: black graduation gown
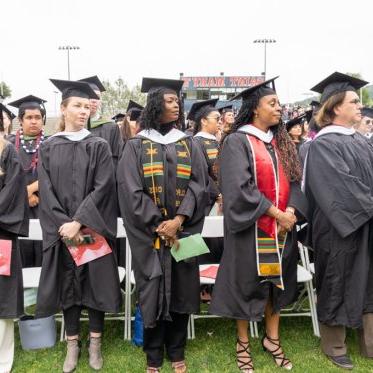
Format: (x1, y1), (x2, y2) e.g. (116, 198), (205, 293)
(0, 143), (28, 318)
(194, 136), (220, 208)
(209, 132), (307, 321)
(194, 135), (223, 264)
(90, 121), (125, 266)
(298, 139), (311, 167)
(35, 135), (122, 318)
(8, 134), (43, 267)
(90, 120), (124, 169)
(305, 131), (373, 329)
(117, 136), (208, 328)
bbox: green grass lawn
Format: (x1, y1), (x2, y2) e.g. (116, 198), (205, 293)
(12, 316), (373, 372)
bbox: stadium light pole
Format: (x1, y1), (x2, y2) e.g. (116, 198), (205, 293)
(253, 39), (276, 81)
(58, 45), (80, 80)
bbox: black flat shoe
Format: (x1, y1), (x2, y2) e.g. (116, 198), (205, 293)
(327, 355), (354, 370)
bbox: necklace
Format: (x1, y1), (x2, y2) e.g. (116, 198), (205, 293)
(16, 128), (45, 154)
(15, 128), (45, 172)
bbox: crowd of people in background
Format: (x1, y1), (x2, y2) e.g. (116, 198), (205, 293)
(0, 72), (373, 373)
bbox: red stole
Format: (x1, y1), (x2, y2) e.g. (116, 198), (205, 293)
(246, 134), (290, 289)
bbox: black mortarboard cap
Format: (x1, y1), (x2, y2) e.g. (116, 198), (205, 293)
(141, 77), (184, 94)
(8, 95), (47, 110)
(129, 108), (142, 121)
(187, 98), (218, 121)
(286, 114), (307, 131)
(78, 75), (106, 92)
(218, 104), (233, 114)
(127, 100), (144, 112)
(310, 100), (320, 108)
(230, 76), (279, 101)
(50, 79), (99, 100)
(112, 113), (125, 121)
(362, 107), (373, 118)
(311, 72), (367, 105)
(0, 103), (16, 120)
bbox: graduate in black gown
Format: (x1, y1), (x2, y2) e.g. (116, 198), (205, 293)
(298, 102), (320, 166)
(120, 100), (144, 143)
(285, 115), (306, 155)
(0, 106), (28, 373)
(7, 95), (47, 268)
(117, 77), (208, 373)
(209, 77), (307, 372)
(189, 99), (224, 266)
(78, 75), (124, 168)
(304, 72), (373, 370)
(218, 104), (235, 137)
(0, 103), (16, 136)
(35, 79), (122, 373)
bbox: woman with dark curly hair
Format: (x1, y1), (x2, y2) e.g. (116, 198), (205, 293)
(117, 78), (208, 373)
(209, 77), (307, 372)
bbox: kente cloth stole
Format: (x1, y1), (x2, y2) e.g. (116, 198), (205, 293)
(141, 139), (192, 248)
(201, 139), (219, 181)
(246, 134), (290, 289)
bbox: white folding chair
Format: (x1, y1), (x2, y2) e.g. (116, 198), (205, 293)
(279, 242), (320, 337)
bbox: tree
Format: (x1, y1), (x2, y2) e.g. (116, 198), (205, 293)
(0, 81), (11, 99)
(100, 78), (146, 118)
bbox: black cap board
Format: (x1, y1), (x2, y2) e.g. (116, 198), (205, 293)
(141, 77), (184, 94)
(310, 100), (320, 108)
(112, 113), (125, 121)
(286, 114), (307, 131)
(8, 95), (47, 110)
(127, 100), (144, 112)
(311, 72), (368, 105)
(129, 108), (142, 121)
(50, 79), (99, 100)
(0, 103), (16, 120)
(187, 98), (218, 121)
(78, 75), (106, 92)
(362, 107), (373, 118)
(218, 104), (233, 114)
(230, 76), (279, 101)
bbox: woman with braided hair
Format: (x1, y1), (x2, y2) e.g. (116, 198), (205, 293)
(209, 77), (307, 372)
(117, 77), (208, 373)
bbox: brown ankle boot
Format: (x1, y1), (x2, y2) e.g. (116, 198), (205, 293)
(88, 336), (103, 370)
(63, 339), (81, 373)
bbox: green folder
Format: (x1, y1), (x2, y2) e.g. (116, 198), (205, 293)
(171, 233), (210, 262)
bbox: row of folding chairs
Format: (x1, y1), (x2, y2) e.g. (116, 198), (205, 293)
(20, 217), (319, 342)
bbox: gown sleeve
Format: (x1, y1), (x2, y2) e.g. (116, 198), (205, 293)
(72, 141), (117, 239)
(176, 138), (209, 223)
(117, 139), (163, 237)
(0, 144), (28, 236)
(288, 181), (308, 222)
(305, 137), (373, 238)
(38, 142), (73, 247)
(220, 133), (272, 234)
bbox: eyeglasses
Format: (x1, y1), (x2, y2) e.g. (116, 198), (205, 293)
(365, 119), (373, 125)
(206, 116), (221, 121)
